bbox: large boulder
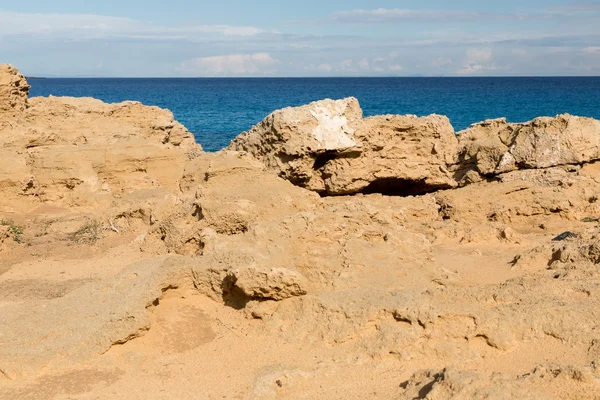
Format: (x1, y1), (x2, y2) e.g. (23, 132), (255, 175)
(457, 115), (600, 178)
(229, 98), (363, 193)
(228, 98), (458, 196)
(0, 64), (29, 118)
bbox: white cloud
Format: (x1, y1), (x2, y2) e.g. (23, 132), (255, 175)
(3, 9), (600, 77)
(339, 59), (353, 71)
(327, 8), (522, 24)
(546, 46), (573, 54)
(0, 12), (134, 36)
(583, 46), (600, 54)
(217, 26), (263, 36)
(457, 48), (497, 75)
(466, 48), (492, 63)
(179, 53), (279, 76)
(316, 64), (333, 72)
(456, 64), (487, 74)
(289, 44), (313, 49)
(0, 12), (264, 39)
(544, 3), (600, 17)
(511, 49), (528, 57)
(306, 57), (403, 75)
(304, 63), (335, 73)
(326, 5), (600, 25)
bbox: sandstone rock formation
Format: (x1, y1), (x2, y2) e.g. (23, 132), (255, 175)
(0, 66), (202, 212)
(3, 64), (600, 399)
(0, 64), (29, 118)
(456, 115), (600, 181)
(229, 98), (458, 195)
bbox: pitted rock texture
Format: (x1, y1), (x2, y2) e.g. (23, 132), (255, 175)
(228, 97), (362, 193)
(0, 64), (29, 118)
(456, 115), (600, 181)
(4, 64), (600, 398)
(322, 114), (458, 195)
(0, 65), (202, 211)
(228, 97), (458, 195)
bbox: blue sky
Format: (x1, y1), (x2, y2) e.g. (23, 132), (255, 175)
(1, 1), (599, 76)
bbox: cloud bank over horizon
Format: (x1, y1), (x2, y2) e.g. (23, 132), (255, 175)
(1, 1), (599, 77)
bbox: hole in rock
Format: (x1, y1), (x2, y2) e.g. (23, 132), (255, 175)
(313, 151), (338, 170)
(312, 150), (360, 170)
(222, 286), (253, 310)
(360, 178), (448, 197)
(192, 204), (204, 221)
(220, 275), (267, 311)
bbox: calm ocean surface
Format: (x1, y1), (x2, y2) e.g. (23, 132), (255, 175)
(29, 77), (600, 152)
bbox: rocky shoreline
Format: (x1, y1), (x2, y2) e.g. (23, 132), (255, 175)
(2, 64), (600, 399)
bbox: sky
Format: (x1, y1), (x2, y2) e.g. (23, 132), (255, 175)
(1, 1), (599, 77)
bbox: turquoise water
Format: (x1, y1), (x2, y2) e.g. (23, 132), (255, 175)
(29, 77), (600, 152)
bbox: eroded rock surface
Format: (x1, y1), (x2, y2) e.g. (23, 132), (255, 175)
(456, 115), (600, 182)
(228, 98), (458, 195)
(3, 65), (600, 399)
(0, 66), (202, 213)
(228, 266), (308, 301)
(0, 64), (29, 118)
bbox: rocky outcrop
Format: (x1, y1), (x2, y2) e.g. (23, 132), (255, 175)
(230, 99), (600, 195)
(0, 64), (29, 118)
(456, 115), (600, 181)
(6, 63), (600, 398)
(0, 65), (202, 211)
(228, 98), (458, 195)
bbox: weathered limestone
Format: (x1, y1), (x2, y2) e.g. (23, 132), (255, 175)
(229, 98), (363, 193)
(456, 115), (600, 180)
(0, 64), (29, 118)
(0, 65), (202, 211)
(228, 97), (458, 195)
(399, 365), (598, 400)
(230, 97), (600, 195)
(4, 63), (600, 397)
(323, 113), (458, 195)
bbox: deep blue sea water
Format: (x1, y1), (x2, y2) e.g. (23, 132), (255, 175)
(29, 77), (600, 152)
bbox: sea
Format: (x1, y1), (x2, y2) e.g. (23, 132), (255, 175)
(29, 77), (600, 152)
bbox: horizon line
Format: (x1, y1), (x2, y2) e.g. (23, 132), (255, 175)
(26, 75), (600, 79)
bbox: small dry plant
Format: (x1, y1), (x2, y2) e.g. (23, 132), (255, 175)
(68, 220), (102, 244)
(1, 219), (24, 243)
